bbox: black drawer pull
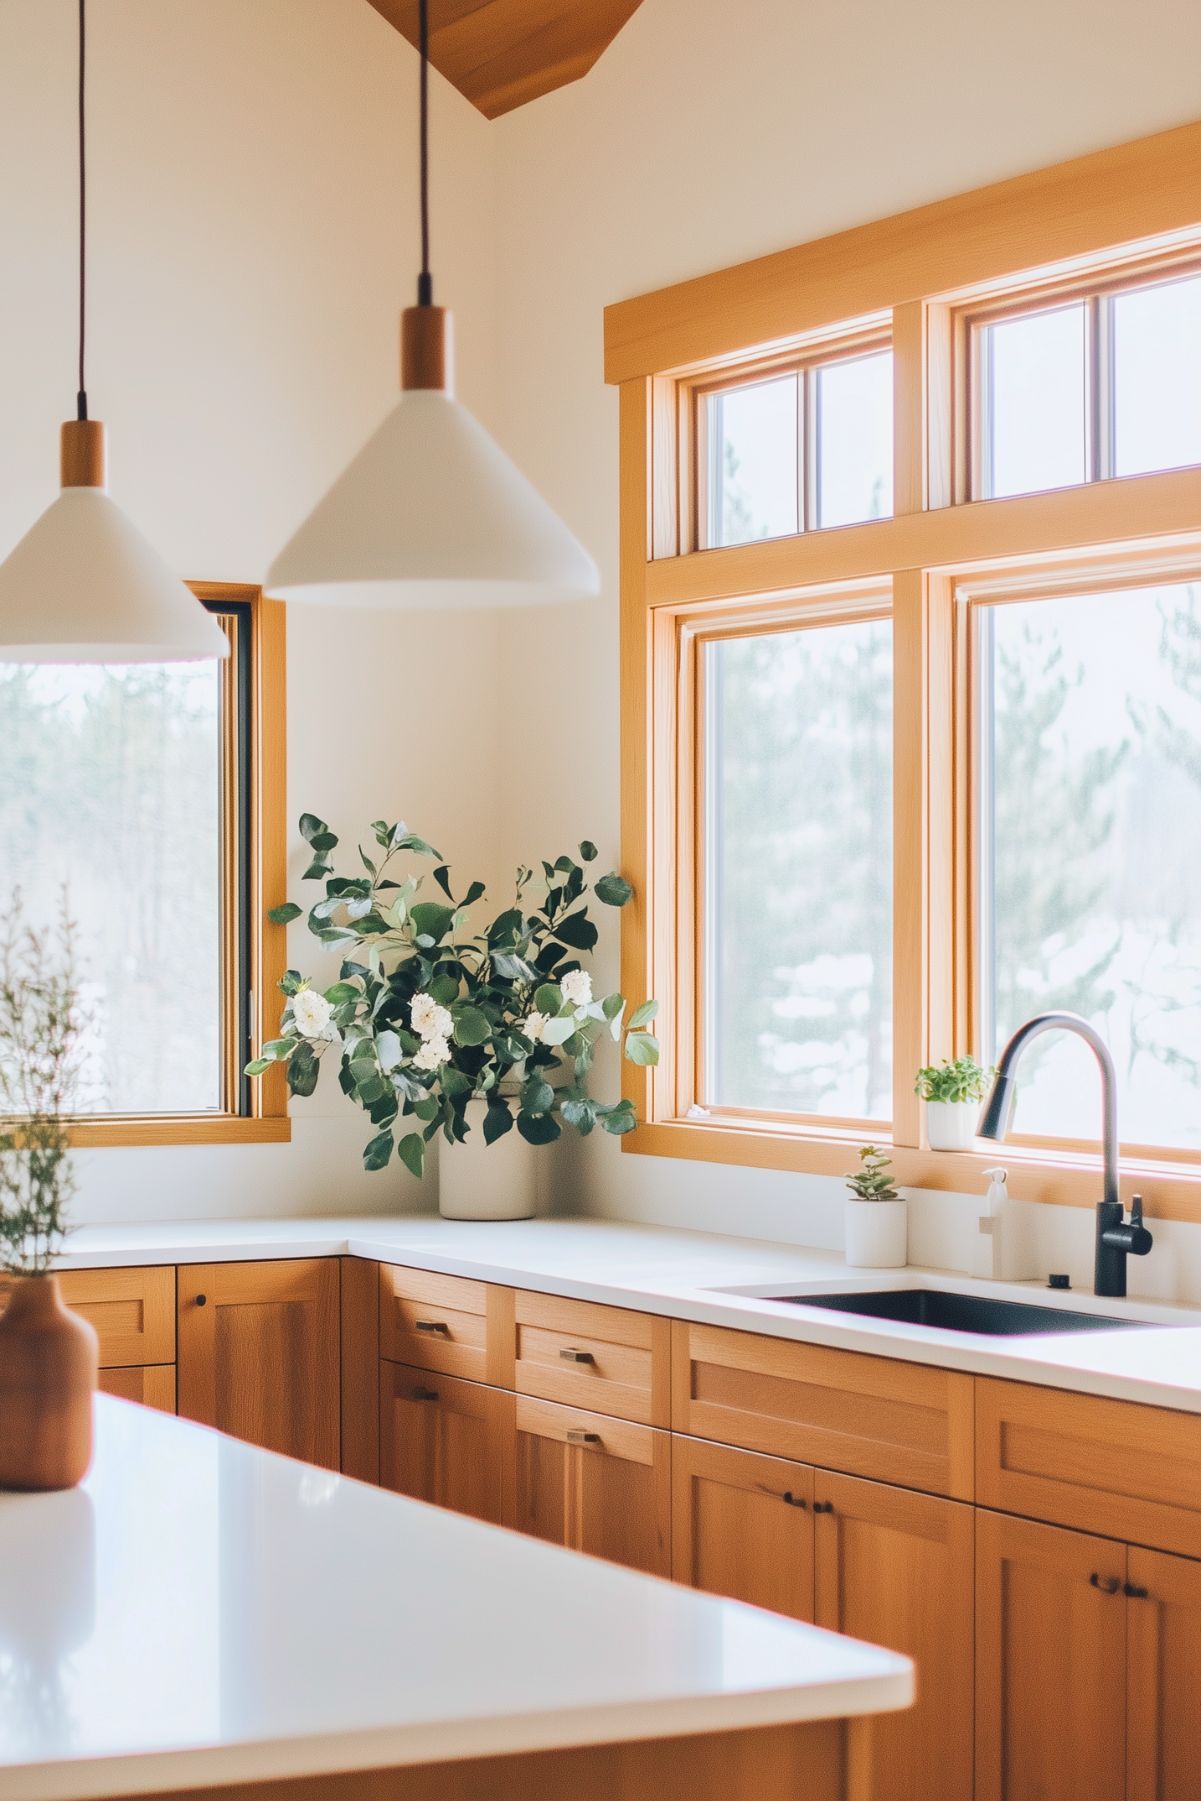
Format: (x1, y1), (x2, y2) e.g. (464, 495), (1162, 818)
(1090, 1572), (1121, 1594)
(1124, 1582), (1149, 1599)
(813, 1500), (835, 1515)
(782, 1490), (807, 1509)
(566, 1429), (602, 1446)
(559, 1347), (595, 1363)
(414, 1319), (450, 1335)
(195, 1294), (207, 1307)
(412, 1386), (440, 1402)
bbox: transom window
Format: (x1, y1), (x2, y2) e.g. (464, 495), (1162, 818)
(971, 267), (1201, 500)
(700, 343), (893, 547)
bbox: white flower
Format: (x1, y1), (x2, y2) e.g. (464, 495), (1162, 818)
(561, 970), (593, 1009)
(411, 994), (453, 1041)
(413, 1034), (451, 1072)
(522, 1010), (550, 1044)
(291, 988), (334, 1039)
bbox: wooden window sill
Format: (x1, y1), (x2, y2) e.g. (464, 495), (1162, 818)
(67, 1116), (292, 1149)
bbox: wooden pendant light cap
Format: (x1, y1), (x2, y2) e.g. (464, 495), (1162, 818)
(61, 419), (107, 489)
(401, 305), (453, 394)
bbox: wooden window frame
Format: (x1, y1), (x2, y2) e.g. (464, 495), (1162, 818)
(67, 583), (290, 1148)
(607, 119), (1201, 1222)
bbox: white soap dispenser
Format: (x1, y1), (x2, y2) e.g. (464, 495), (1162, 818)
(976, 1166), (1036, 1281)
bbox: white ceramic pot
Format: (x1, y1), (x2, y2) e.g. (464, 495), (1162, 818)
(438, 1099), (537, 1221)
(925, 1098), (980, 1152)
(844, 1198), (908, 1269)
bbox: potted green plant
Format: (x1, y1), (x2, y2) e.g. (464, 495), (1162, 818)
(248, 817), (658, 1220)
(844, 1146), (907, 1268)
(915, 1056), (994, 1152)
(0, 896), (97, 1490)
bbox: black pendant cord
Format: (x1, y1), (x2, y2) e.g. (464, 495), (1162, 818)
(76, 0), (88, 420)
(416, 0), (432, 307)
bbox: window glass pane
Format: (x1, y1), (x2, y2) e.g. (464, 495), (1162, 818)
(816, 351), (893, 527)
(978, 303), (1088, 498)
(706, 375), (799, 547)
(0, 661), (225, 1114)
(978, 582), (1201, 1149)
(703, 615), (892, 1119)
(1113, 275), (1201, 477)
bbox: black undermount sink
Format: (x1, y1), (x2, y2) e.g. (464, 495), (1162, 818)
(768, 1288), (1154, 1336)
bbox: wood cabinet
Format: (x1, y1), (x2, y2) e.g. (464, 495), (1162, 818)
(58, 1265), (176, 1367)
(513, 1291), (671, 1426)
(814, 1471), (974, 1801)
(99, 1363), (176, 1413)
(1126, 1547), (1201, 1801)
(177, 1259), (340, 1468)
(976, 1507), (1128, 1801)
(514, 1395), (670, 1575)
(672, 1434), (814, 1619)
(379, 1362), (515, 1528)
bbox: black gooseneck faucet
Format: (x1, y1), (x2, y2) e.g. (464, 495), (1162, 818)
(977, 1011), (1153, 1299)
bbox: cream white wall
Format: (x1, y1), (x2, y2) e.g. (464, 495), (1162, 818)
(485, 0), (1201, 1300)
(0, 0), (504, 1219)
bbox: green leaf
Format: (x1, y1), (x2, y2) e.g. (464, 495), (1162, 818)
(483, 1100), (514, 1144)
(243, 1058), (271, 1078)
(517, 1110), (561, 1146)
(363, 1129), (394, 1172)
(433, 864), (455, 900)
(541, 1015), (576, 1046)
(522, 1076), (555, 1115)
(596, 873), (634, 907)
(287, 1041), (320, 1097)
(268, 901), (302, 925)
(279, 969), (304, 996)
(625, 1032), (660, 1066)
(324, 981), (360, 1005)
(299, 812), (333, 846)
(534, 982), (562, 1015)
(397, 833), (441, 858)
(600, 1104), (637, 1135)
(487, 907), (524, 945)
(559, 1096), (595, 1130)
(409, 901), (455, 943)
(579, 841), (598, 862)
(397, 1133), (426, 1178)
(452, 1006), (492, 1048)
(628, 999), (658, 1030)
(376, 1029), (402, 1072)
(554, 910), (599, 951)
(260, 1038), (295, 1061)
(462, 879), (486, 907)
(427, 972), (459, 1005)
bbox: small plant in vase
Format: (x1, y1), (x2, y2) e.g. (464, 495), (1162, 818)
(915, 1056), (994, 1151)
(247, 816), (659, 1219)
(0, 894), (97, 1490)
(843, 1146), (908, 1269)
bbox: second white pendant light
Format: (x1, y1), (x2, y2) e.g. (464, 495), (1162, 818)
(267, 0), (598, 610)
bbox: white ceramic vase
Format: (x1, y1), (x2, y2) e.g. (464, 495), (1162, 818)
(925, 1098), (979, 1152)
(844, 1198), (908, 1269)
(438, 1098), (537, 1221)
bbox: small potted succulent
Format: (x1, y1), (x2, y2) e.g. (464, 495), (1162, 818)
(844, 1146), (907, 1269)
(915, 1056), (994, 1152)
(248, 817), (658, 1221)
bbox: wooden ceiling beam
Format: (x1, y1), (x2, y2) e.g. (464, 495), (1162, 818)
(367, 0), (644, 119)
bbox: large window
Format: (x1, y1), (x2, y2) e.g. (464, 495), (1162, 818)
(0, 586), (287, 1142)
(611, 121), (1201, 1214)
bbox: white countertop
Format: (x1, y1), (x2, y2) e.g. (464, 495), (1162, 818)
(0, 1398), (912, 1801)
(56, 1213), (1201, 1414)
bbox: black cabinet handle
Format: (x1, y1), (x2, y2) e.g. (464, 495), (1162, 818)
(412, 1387), (440, 1402)
(782, 1490), (807, 1509)
(559, 1347), (595, 1364)
(813, 1500), (835, 1515)
(1090, 1572), (1121, 1594)
(1124, 1582), (1149, 1599)
(566, 1429), (601, 1446)
(414, 1320), (450, 1335)
(195, 1294), (207, 1307)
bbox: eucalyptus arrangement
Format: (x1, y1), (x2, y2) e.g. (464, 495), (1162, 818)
(0, 894), (82, 1275)
(914, 1056), (994, 1105)
(247, 816), (659, 1178)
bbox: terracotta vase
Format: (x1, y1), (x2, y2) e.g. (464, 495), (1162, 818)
(0, 1274), (98, 1491)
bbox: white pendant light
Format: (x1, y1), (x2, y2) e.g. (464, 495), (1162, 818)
(267, 0), (598, 610)
(0, 0), (227, 665)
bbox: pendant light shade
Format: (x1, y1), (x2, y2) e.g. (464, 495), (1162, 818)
(0, 1), (226, 667)
(267, 2), (598, 611)
(268, 310), (598, 608)
(0, 423), (229, 663)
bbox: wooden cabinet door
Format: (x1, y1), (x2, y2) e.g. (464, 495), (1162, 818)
(813, 1471), (972, 1801)
(380, 1362), (514, 1528)
(99, 1364), (176, 1413)
(177, 1259), (340, 1468)
(976, 1508), (1127, 1801)
(672, 1435), (814, 1620)
(1127, 1545), (1201, 1801)
(515, 1396), (670, 1575)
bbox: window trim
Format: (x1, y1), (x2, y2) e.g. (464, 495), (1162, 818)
(66, 583), (290, 1149)
(609, 119), (1201, 1223)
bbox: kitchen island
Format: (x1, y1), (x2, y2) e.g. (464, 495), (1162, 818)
(0, 1396), (912, 1801)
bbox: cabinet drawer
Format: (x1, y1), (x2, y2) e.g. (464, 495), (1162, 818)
(379, 1264), (502, 1383)
(0, 1266), (176, 1367)
(672, 1321), (975, 1499)
(513, 1291), (671, 1425)
(380, 1361), (514, 1528)
(515, 1396), (671, 1575)
(99, 1364), (176, 1413)
(977, 1377), (1201, 1558)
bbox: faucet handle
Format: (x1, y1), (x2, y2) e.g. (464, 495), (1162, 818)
(1131, 1194), (1144, 1226)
